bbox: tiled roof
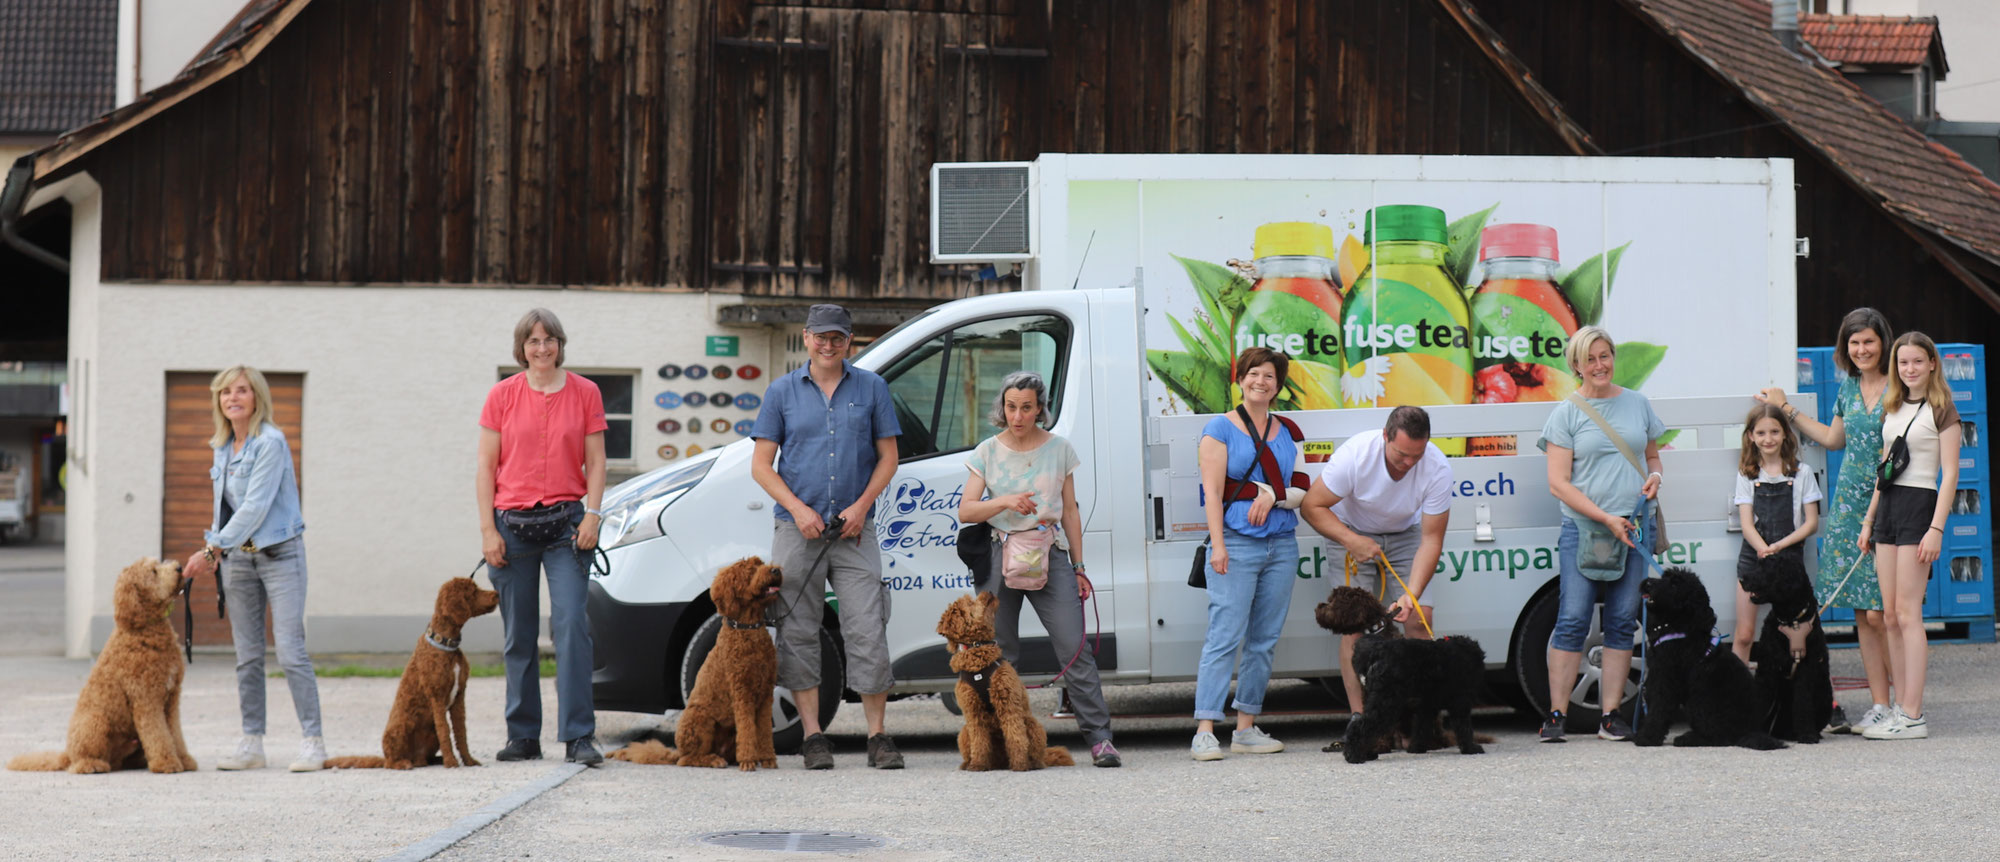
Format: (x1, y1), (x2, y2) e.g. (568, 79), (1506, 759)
(1799, 13), (1945, 71)
(0, 0), (117, 136)
(1627, 0), (2000, 264)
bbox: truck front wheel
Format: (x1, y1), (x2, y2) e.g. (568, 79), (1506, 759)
(1511, 589), (1643, 733)
(678, 614), (844, 755)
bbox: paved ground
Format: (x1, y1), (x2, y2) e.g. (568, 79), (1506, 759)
(6, 545), (2000, 860)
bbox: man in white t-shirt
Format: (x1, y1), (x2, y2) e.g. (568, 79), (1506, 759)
(1300, 406), (1454, 726)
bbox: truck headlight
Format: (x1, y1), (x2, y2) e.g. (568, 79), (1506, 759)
(602, 458), (715, 550)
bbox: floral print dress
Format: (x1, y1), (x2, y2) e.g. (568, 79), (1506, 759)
(1818, 375), (1884, 610)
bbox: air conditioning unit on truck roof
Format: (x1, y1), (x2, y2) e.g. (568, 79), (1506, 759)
(930, 162), (1034, 262)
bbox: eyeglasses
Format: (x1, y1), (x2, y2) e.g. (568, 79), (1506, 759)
(808, 332), (851, 345)
(525, 337), (562, 349)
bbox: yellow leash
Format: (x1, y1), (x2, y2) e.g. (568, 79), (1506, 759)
(1345, 551), (1435, 639)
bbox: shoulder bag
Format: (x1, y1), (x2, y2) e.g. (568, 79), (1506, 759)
(1565, 392), (1668, 555)
(1190, 407), (1289, 588)
(1875, 405), (1924, 491)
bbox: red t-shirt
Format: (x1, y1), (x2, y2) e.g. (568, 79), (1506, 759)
(481, 371), (609, 510)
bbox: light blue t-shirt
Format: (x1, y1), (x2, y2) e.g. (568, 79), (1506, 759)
(1202, 414), (1300, 538)
(1537, 389), (1666, 525)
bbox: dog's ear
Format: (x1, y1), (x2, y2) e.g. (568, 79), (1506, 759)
(977, 590), (998, 611)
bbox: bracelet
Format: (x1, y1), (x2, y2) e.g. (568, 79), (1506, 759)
(1784, 404), (1798, 419)
(201, 545), (218, 563)
(1929, 525), (1944, 534)
(584, 508), (603, 517)
(1073, 563), (1087, 574)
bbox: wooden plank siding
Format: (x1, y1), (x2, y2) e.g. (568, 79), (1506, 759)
(91, 0), (1577, 301)
(1472, 0), (2000, 344)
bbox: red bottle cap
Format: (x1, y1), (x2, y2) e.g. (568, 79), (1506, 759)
(1478, 223), (1559, 262)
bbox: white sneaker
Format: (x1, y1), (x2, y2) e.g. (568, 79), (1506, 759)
(217, 734), (266, 770)
(1862, 707), (1928, 740)
(1853, 703), (1894, 732)
(289, 736), (328, 772)
(1230, 725), (1285, 754)
(1190, 731), (1224, 761)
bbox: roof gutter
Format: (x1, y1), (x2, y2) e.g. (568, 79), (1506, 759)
(1, 157), (68, 275)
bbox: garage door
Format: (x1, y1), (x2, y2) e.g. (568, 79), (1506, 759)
(163, 371), (304, 646)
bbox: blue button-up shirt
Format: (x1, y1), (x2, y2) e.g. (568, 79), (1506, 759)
(751, 360), (901, 522)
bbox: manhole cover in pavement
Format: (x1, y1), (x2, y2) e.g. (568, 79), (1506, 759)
(695, 831), (891, 853)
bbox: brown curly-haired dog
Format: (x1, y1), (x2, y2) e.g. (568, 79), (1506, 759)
(610, 557), (783, 771)
(9, 558), (198, 774)
(325, 577), (499, 770)
(937, 592), (1074, 771)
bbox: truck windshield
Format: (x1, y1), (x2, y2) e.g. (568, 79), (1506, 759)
(873, 313), (1070, 460)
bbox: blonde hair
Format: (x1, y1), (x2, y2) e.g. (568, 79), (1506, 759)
(208, 366), (275, 449)
(1884, 332), (1950, 416)
(1565, 325), (1616, 376)
(512, 308), (568, 367)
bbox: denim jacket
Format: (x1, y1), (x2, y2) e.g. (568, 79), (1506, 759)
(206, 422), (305, 551)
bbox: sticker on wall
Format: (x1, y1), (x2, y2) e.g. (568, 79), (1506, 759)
(736, 364), (762, 380)
(712, 364), (732, 379)
(657, 444), (679, 460)
(656, 364), (682, 380)
(683, 364), (709, 380)
(710, 418), (732, 434)
(654, 391), (683, 409)
(657, 419), (681, 434)
(735, 393), (761, 410)
(683, 392), (708, 407)
(734, 419), (755, 436)
(710, 390), (732, 406)
(685, 444), (704, 457)
(685, 417), (701, 433)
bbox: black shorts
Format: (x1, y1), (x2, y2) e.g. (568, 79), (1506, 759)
(1875, 484), (1939, 546)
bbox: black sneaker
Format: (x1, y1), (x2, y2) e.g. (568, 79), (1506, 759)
(1539, 712), (1567, 743)
(1826, 702), (1852, 735)
(496, 738), (542, 761)
(565, 736), (604, 766)
(1599, 710), (1633, 742)
(800, 732), (834, 770)
(866, 733), (905, 769)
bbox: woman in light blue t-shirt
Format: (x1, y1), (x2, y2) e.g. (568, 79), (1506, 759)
(1536, 326), (1665, 744)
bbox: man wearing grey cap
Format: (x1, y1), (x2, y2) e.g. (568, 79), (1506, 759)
(750, 303), (905, 769)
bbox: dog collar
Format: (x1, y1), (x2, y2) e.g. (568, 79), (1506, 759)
(725, 618), (767, 630)
(954, 640), (999, 652)
(424, 629), (461, 652)
(1363, 619), (1390, 636)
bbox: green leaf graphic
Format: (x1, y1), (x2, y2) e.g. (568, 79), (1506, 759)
(1556, 242), (1630, 327)
(1656, 429), (1683, 449)
(1446, 203), (1500, 289)
(1612, 340), (1666, 389)
(1175, 255), (1253, 322)
(1147, 349), (1230, 414)
(1242, 290), (1344, 365)
(1168, 314), (1224, 369)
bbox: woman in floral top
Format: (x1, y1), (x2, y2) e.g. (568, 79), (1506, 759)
(1759, 307), (1894, 733)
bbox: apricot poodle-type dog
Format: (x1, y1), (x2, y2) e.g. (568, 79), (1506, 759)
(1739, 554), (1832, 744)
(610, 556), (784, 770)
(1314, 585), (1486, 764)
(935, 592), (1073, 771)
(1633, 567), (1784, 750)
(9, 558), (199, 774)
(324, 577), (499, 770)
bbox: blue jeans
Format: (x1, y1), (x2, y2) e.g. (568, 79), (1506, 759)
(1193, 529), (1299, 721)
(222, 537), (322, 737)
(490, 507), (595, 742)
(1551, 515), (1654, 653)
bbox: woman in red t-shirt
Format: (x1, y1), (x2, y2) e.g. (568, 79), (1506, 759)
(477, 308), (608, 765)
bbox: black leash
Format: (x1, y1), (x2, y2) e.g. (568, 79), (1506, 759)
(767, 516), (847, 626)
(179, 576), (195, 663)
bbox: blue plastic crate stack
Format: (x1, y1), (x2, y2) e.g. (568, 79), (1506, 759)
(1797, 344), (1993, 642)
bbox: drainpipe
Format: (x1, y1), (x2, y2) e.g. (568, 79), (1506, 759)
(1772, 0), (1803, 55)
(1, 157), (69, 275)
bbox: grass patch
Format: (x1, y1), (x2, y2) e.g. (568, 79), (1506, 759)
(277, 658), (557, 679)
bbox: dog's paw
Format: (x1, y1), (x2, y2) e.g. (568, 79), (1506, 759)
(68, 759), (111, 775)
(1632, 735), (1664, 748)
(461, 755), (482, 766)
(147, 760), (185, 774)
(680, 754), (728, 768)
(1460, 744), (1485, 755)
(387, 759), (415, 770)
(1342, 747), (1372, 764)
(1794, 732), (1822, 745)
(178, 756), (198, 771)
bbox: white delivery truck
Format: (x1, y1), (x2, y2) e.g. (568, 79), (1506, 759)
(589, 154), (1815, 748)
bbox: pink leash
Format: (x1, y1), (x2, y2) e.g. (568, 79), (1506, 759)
(1027, 590), (1100, 690)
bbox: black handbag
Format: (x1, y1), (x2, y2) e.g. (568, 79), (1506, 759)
(1190, 407), (1281, 589)
(1877, 406), (1924, 491)
(499, 501), (578, 544)
(957, 522), (994, 589)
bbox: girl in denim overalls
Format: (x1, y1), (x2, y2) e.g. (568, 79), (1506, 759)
(1731, 404), (1821, 663)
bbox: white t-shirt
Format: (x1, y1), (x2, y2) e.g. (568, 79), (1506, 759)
(1730, 467), (1824, 531)
(1318, 432), (1454, 534)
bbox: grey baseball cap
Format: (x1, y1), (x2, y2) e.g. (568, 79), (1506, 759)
(804, 304), (853, 335)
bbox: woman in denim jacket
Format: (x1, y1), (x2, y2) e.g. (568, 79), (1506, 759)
(181, 365), (323, 772)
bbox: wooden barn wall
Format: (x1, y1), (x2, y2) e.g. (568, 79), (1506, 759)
(1472, 0), (2000, 345)
(92, 0), (1572, 301)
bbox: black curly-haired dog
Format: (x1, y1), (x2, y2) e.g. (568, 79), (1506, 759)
(1633, 568), (1784, 750)
(1739, 553), (1832, 744)
(1314, 586), (1485, 764)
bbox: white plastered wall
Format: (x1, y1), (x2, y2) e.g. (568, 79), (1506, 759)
(62, 180), (780, 655)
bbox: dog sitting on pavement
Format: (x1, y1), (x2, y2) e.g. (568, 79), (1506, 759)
(935, 592), (1074, 771)
(610, 556), (784, 770)
(9, 558), (199, 775)
(1313, 585), (1486, 764)
(1739, 554), (1832, 744)
(324, 577), (499, 769)
(1633, 567), (1784, 750)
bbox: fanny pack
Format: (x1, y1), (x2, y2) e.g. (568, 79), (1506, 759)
(500, 501), (579, 545)
(1000, 525), (1057, 591)
(1575, 518), (1630, 581)
(1877, 406), (1924, 491)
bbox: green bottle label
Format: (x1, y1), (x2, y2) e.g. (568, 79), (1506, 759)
(1469, 292), (1568, 373)
(1342, 277), (1471, 372)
